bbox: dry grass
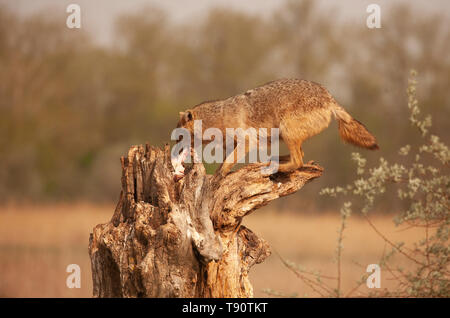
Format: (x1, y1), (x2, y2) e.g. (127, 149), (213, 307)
(0, 203), (420, 297)
(0, 203), (111, 297)
(245, 208), (421, 297)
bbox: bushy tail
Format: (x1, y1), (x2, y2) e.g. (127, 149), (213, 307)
(332, 104), (379, 150)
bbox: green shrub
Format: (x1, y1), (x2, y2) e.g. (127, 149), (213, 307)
(321, 70), (449, 297)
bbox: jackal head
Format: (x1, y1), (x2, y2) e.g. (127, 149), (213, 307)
(176, 110), (195, 145)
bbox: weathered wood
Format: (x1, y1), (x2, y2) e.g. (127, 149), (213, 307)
(89, 143), (323, 297)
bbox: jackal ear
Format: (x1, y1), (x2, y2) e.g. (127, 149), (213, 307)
(179, 111), (193, 122)
(186, 111), (193, 121)
(180, 111), (192, 122)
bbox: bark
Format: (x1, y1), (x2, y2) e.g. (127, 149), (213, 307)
(88, 143), (323, 297)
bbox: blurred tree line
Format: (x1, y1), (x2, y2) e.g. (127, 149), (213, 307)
(0, 1), (449, 210)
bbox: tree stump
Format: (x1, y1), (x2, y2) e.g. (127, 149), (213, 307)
(88, 143), (323, 297)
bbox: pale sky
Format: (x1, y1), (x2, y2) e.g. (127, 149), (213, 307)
(2, 0), (449, 46)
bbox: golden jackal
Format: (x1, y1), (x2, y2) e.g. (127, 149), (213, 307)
(177, 78), (378, 175)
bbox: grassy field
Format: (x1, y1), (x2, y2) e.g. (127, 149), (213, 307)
(0, 203), (420, 297)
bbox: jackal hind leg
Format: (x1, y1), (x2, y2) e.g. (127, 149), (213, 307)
(270, 154), (290, 163)
(277, 139), (304, 173)
(277, 120), (306, 172)
(270, 145), (304, 164)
